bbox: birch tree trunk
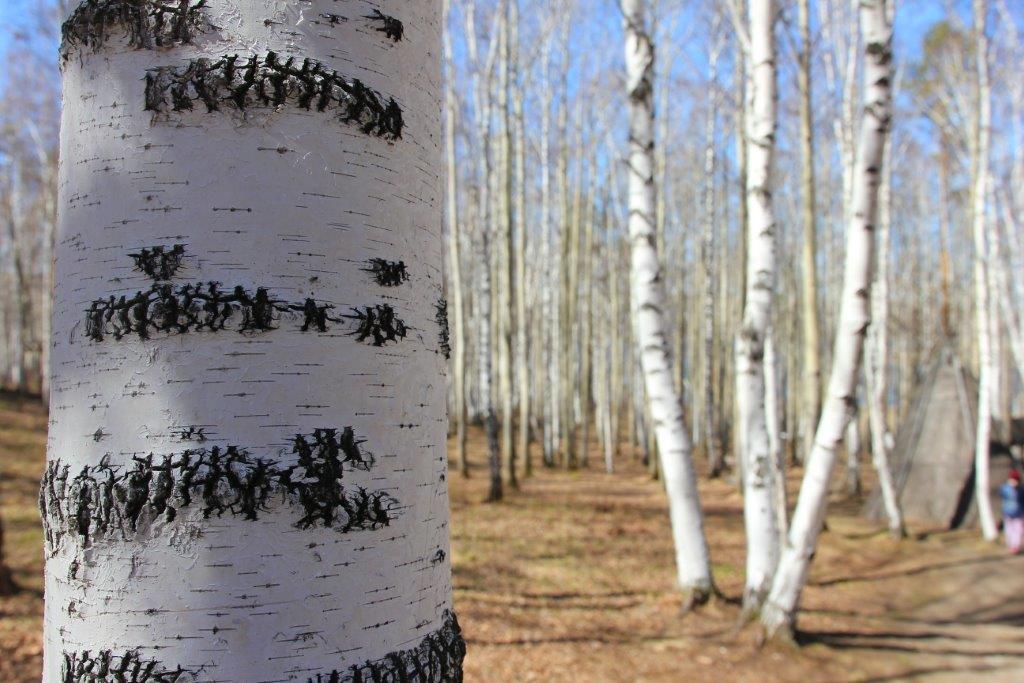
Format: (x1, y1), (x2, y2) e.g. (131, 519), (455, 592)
(761, 0), (893, 639)
(971, 0), (998, 542)
(764, 329), (788, 545)
(511, 0), (530, 478)
(734, 0), (782, 616)
(44, 2), (464, 680)
(496, 0), (516, 489)
(621, 0), (713, 607)
(443, 0), (469, 479)
(866, 130), (905, 537)
(797, 0), (821, 468)
(845, 416), (862, 496)
(2, 178), (32, 394)
(539, 39), (555, 467)
(993, 193), (1024, 379)
(702, 20), (723, 477)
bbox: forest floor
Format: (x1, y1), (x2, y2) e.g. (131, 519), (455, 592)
(2, 397), (1024, 681)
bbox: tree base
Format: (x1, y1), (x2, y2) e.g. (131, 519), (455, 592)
(0, 564), (17, 596)
(759, 603), (797, 646)
(680, 583), (715, 614)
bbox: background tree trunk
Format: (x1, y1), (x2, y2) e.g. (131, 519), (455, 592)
(621, 0), (714, 608)
(971, 0), (998, 542)
(732, 0), (783, 616)
(867, 124), (905, 538)
(797, 0), (821, 468)
(762, 0), (894, 639)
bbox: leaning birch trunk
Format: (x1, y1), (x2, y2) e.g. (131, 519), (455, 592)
(44, 2), (464, 680)
(866, 132), (905, 537)
(761, 0), (893, 639)
(621, 0), (713, 607)
(971, 0), (999, 542)
(735, 0), (781, 616)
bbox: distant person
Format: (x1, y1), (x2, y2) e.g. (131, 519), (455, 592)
(1000, 470), (1024, 554)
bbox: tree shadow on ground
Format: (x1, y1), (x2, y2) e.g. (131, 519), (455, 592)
(811, 553), (1006, 587)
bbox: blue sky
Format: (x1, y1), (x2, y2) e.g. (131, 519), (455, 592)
(0, 0), (967, 66)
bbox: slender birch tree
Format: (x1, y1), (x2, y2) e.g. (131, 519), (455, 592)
(444, 0), (469, 479)
(866, 82), (905, 537)
(970, 0), (998, 541)
(701, 14), (725, 478)
(762, 0), (894, 639)
(730, 0), (783, 616)
(797, 0), (821, 467)
(621, 0), (714, 608)
(44, 1), (464, 680)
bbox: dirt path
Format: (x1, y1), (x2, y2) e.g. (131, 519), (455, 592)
(805, 538), (1024, 681)
(450, 431), (1024, 681)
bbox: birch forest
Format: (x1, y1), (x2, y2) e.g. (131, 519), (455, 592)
(2, 0), (1024, 680)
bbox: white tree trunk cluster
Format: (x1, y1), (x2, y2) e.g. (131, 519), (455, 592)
(45, 1), (463, 680)
(761, 0), (894, 638)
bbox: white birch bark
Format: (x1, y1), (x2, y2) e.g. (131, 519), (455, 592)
(971, 0), (998, 542)
(845, 415), (862, 496)
(539, 39), (555, 466)
(764, 328), (788, 545)
(511, 0), (530, 478)
(761, 0), (893, 638)
(866, 130), (904, 537)
(443, 0), (468, 479)
(701, 18), (724, 477)
(993, 193), (1024, 379)
(734, 0), (782, 615)
(797, 0), (821, 466)
(621, 0), (713, 606)
(45, 1), (463, 680)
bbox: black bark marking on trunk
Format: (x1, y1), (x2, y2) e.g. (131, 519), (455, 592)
(61, 0), (211, 57)
(343, 305), (408, 346)
(363, 258), (409, 287)
(83, 282), (389, 341)
(40, 428), (397, 552)
(364, 9), (404, 42)
(145, 52), (404, 140)
(435, 298), (450, 360)
(129, 244), (185, 280)
(177, 426), (206, 442)
(62, 648), (197, 682)
(308, 609), (465, 682)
